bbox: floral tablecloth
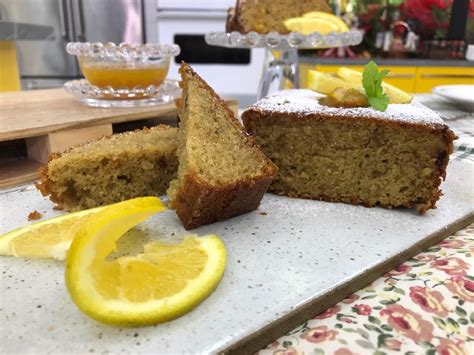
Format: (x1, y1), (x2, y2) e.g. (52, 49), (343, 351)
(259, 95), (474, 355)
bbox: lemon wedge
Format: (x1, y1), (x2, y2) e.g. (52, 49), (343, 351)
(302, 11), (350, 31)
(308, 70), (361, 95)
(65, 198), (226, 326)
(0, 205), (105, 260)
(284, 18), (341, 35)
(337, 67), (413, 104)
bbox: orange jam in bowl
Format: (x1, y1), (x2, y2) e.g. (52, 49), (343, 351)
(80, 59), (170, 90)
(66, 43), (180, 102)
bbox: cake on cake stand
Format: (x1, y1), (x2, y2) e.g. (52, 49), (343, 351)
(205, 30), (363, 99)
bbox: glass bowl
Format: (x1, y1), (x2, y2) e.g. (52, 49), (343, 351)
(65, 42), (181, 106)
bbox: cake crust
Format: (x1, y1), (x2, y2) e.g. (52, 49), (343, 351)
(242, 90), (456, 213)
(168, 63), (278, 229)
(172, 172), (274, 230)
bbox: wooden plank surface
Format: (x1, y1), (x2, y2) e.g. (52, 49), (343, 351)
(0, 89), (239, 142)
(0, 88), (177, 141)
(0, 159), (41, 189)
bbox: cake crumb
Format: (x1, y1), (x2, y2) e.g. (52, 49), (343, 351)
(259, 212), (268, 216)
(28, 210), (42, 221)
(53, 205), (63, 211)
(47, 325), (55, 332)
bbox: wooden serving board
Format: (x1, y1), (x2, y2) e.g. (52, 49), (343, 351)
(0, 161), (473, 354)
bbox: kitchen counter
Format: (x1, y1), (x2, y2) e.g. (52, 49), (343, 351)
(298, 56), (474, 67)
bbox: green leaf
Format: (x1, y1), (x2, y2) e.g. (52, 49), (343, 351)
(381, 324), (393, 332)
(335, 323), (343, 329)
(368, 95), (389, 112)
(433, 317), (446, 330)
(380, 298), (399, 305)
(355, 339), (374, 349)
(377, 333), (393, 348)
(426, 349), (436, 355)
(458, 318), (468, 325)
(455, 306), (467, 317)
(338, 339), (348, 345)
(362, 295), (377, 300)
(363, 324), (382, 333)
(373, 351), (386, 355)
(342, 328), (356, 333)
(282, 340), (292, 348)
(362, 61), (378, 97)
(419, 341), (434, 349)
(368, 316), (381, 325)
(383, 286), (394, 292)
(314, 348), (325, 355)
(393, 287), (406, 295)
(357, 328), (370, 339)
(465, 275), (474, 281)
(470, 312), (474, 323)
(362, 61), (390, 112)
(447, 317), (460, 330)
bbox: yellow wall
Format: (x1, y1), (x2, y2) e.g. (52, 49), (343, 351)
(300, 63), (474, 93)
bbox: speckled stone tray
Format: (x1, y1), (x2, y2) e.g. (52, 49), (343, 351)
(1, 161), (473, 354)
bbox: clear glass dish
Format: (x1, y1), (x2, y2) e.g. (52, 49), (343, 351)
(64, 79), (180, 108)
(65, 42), (181, 107)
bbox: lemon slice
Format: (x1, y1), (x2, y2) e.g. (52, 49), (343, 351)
(0, 205), (105, 260)
(308, 70), (361, 95)
(65, 199), (226, 326)
(337, 67), (413, 104)
(302, 11), (350, 32)
(284, 17), (343, 35)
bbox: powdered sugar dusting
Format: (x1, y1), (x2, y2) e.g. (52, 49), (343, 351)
(247, 89), (446, 127)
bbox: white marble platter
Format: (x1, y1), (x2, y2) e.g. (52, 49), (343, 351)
(1, 161), (473, 354)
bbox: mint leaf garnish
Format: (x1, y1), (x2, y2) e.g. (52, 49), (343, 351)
(368, 96), (389, 111)
(362, 61), (390, 112)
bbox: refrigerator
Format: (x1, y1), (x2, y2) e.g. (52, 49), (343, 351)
(0, 0), (153, 90)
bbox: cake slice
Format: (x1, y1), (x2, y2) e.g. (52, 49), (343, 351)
(167, 63), (278, 229)
(36, 125), (178, 211)
(226, 0), (332, 34)
(242, 89), (456, 213)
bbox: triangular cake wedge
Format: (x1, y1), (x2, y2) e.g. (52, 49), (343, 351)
(167, 63), (278, 229)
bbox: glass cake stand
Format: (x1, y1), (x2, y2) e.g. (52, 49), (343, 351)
(205, 31), (363, 99)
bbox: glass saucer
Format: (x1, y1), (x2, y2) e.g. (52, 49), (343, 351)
(64, 79), (180, 108)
